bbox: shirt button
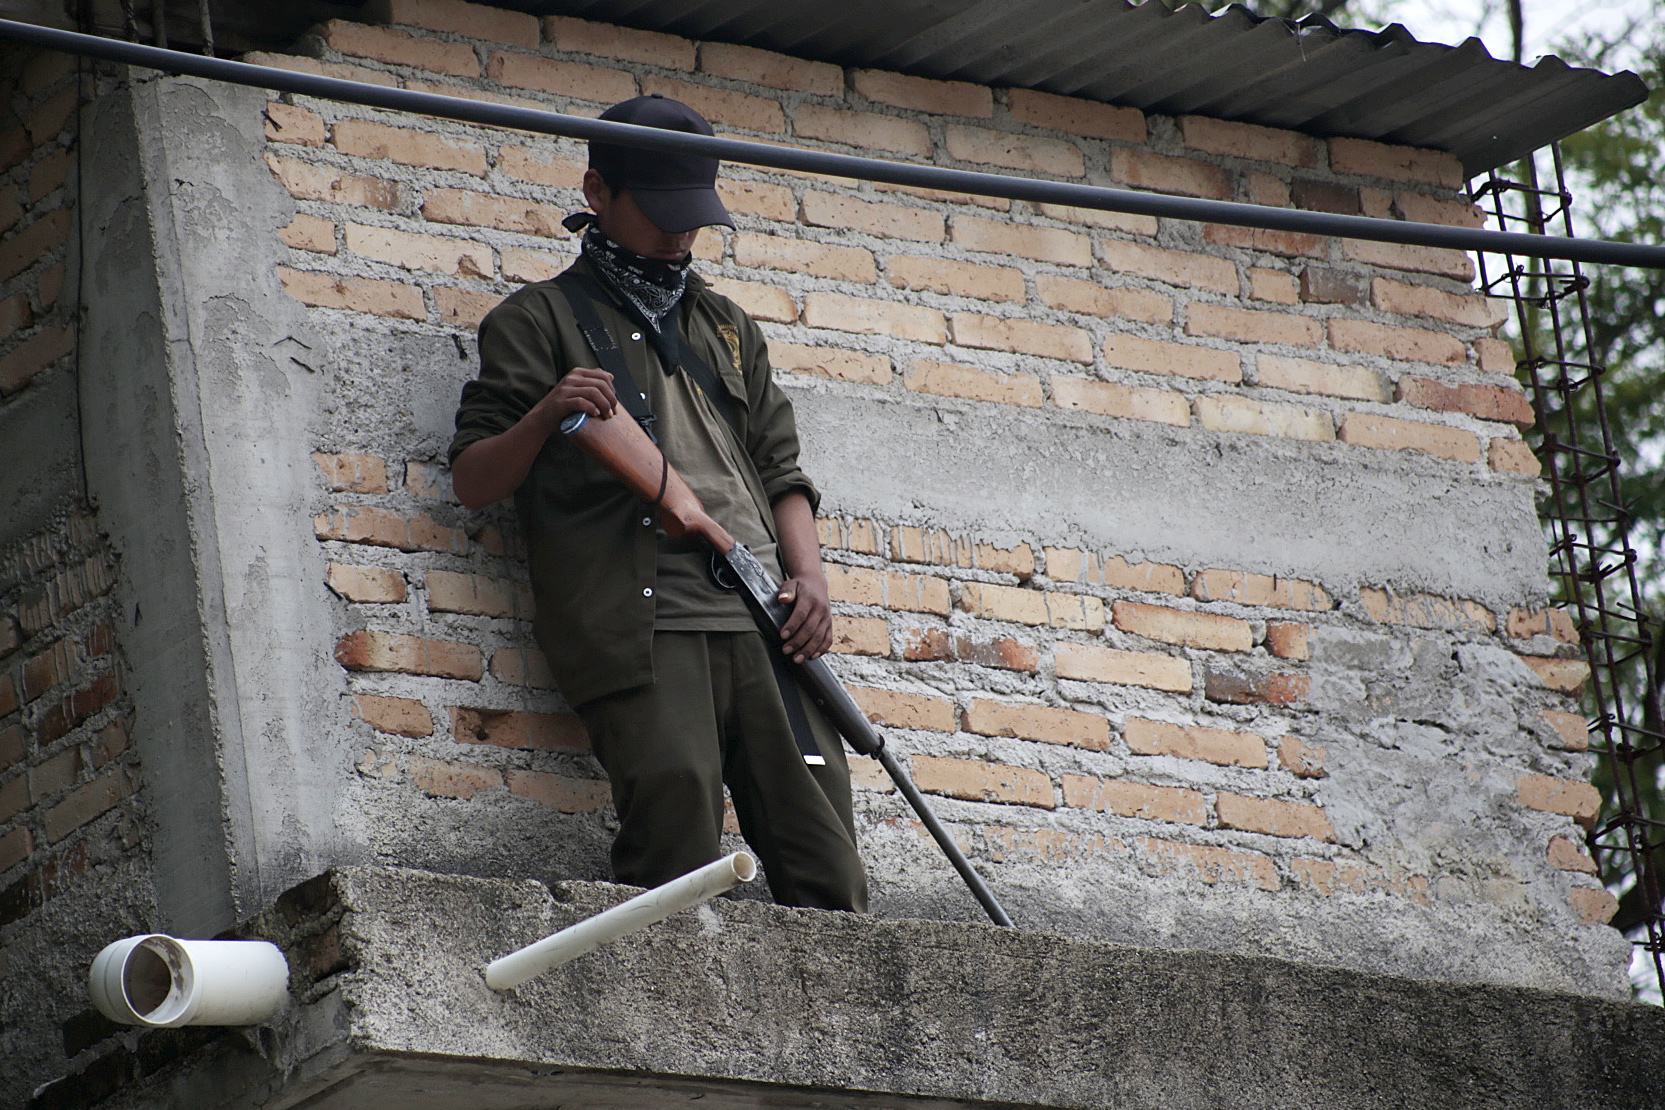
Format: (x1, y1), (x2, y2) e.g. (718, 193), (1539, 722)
(642, 587), (654, 597)
(642, 517), (653, 526)
(630, 332), (643, 341)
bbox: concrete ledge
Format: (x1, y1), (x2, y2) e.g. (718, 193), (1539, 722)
(61, 866), (1665, 1110)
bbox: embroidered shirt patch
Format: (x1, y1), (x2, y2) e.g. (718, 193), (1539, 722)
(716, 324), (743, 370)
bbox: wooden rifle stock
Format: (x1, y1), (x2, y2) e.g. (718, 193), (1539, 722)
(559, 408), (1015, 928)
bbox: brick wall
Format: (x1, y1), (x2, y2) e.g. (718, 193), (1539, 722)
(236, 0), (1611, 990)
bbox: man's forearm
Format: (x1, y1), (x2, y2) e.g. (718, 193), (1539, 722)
(771, 490), (825, 584)
(451, 409), (558, 509)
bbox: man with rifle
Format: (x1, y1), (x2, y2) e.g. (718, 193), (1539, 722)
(448, 95), (868, 913)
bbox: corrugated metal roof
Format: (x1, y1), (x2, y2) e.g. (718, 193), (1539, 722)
(523, 0), (1647, 176)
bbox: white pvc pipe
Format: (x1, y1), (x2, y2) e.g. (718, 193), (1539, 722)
(485, 851), (757, 991)
(88, 935), (290, 1027)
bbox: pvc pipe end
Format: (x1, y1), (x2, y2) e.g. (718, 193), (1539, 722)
(730, 851), (757, 883)
(89, 936), (289, 1027)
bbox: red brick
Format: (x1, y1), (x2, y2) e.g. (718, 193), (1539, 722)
(425, 569), (532, 618)
(802, 293), (944, 342)
(802, 191), (944, 242)
(505, 770), (610, 811)
(1007, 88), (1143, 142)
(29, 747), (80, 803)
(954, 215), (1091, 266)
(0, 774), (24, 823)
(1488, 438), (1540, 477)
(1517, 656), (1591, 696)
(43, 767), (130, 843)
(24, 86), (77, 144)
(1062, 774), (1206, 824)
(1300, 265), (1368, 304)
(1181, 116), (1318, 168)
(264, 101), (326, 146)
(489, 647), (556, 689)
(1397, 376), (1533, 428)
(1278, 736), (1326, 778)
(1571, 886), (1619, 925)
(1102, 334), (1240, 383)
(372, 0), (540, 48)
(887, 255), (1024, 302)
(1203, 669), (1309, 707)
(1541, 709), (1589, 752)
(1191, 569), (1331, 611)
(1051, 377), (1190, 428)
(409, 756), (501, 799)
(315, 505), (468, 554)
(964, 700), (1108, 751)
(699, 41), (842, 95)
(1055, 643), (1191, 692)
(1518, 773), (1601, 827)
(26, 149), (71, 205)
(641, 76), (784, 133)
(913, 755), (1053, 808)
(1123, 718), (1265, 767)
(1265, 622), (1309, 661)
(771, 342), (892, 385)
(264, 154), (403, 210)
(0, 325), (74, 396)
(334, 631), (483, 680)
(951, 314), (1093, 364)
(848, 686), (955, 731)
(0, 291), (32, 340)
(1337, 413), (1480, 464)
(736, 233), (875, 282)
(352, 694), (431, 737)
(279, 267), (425, 320)
(485, 51), (637, 104)
(22, 639), (74, 702)
(853, 70), (991, 117)
(326, 563), (406, 603)
(0, 826), (30, 873)
(0, 724), (21, 770)
(314, 451), (388, 493)
(945, 125), (1083, 177)
(1217, 793), (1334, 840)
(795, 105), (930, 156)
(1547, 835), (1598, 874)
(1113, 601), (1252, 652)
(1112, 149), (1232, 200)
(452, 706), (589, 751)
(1329, 137), (1463, 188)
(324, 20), (480, 76)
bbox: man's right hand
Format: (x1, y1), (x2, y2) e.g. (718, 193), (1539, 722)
(535, 366), (618, 431)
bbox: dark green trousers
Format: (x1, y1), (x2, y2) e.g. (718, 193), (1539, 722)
(576, 630), (868, 912)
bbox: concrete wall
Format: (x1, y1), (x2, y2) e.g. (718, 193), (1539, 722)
(0, 0), (1638, 1099)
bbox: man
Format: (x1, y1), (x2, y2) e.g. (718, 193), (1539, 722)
(449, 95), (867, 912)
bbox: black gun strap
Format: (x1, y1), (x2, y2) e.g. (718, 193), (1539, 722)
(765, 631), (829, 766)
(553, 273), (657, 440)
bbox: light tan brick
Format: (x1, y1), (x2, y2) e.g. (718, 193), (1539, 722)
(1190, 570), (1331, 612)
(545, 15), (694, 69)
(265, 101), (326, 146)
(278, 267), (425, 320)
(964, 700), (1108, 750)
(945, 125), (1083, 177)
(705, 276), (796, 323)
(1342, 237), (1475, 281)
(735, 233), (875, 282)
(1029, 211), (1155, 249)
(1217, 793), (1334, 840)
(890, 526), (973, 567)
(1547, 835), (1598, 874)
(328, 563), (407, 603)
(1278, 736), (1326, 778)
(452, 706), (589, 751)
(1474, 336), (1517, 375)
(641, 75), (784, 132)
(243, 51), (404, 87)
(1570, 886), (1619, 925)
(1337, 413), (1480, 463)
(325, 20), (480, 76)
(854, 69), (991, 116)
(264, 154), (402, 210)
(1517, 773), (1601, 825)
(914, 755), (1053, 808)
(876, 182), (1009, 210)
(1137, 836), (1280, 890)
(313, 451), (388, 493)
(802, 292), (945, 342)
(1124, 718), (1266, 767)
(501, 246), (567, 283)
(1051, 377), (1189, 427)
(951, 314), (1091, 363)
(1398, 376), (1534, 428)
(1359, 587), (1494, 631)
(1541, 709), (1589, 752)
(826, 564), (951, 615)
(1205, 222), (1327, 259)
(975, 543), (1035, 578)
(334, 630), (483, 680)
(1091, 555), (1186, 594)
(795, 105), (930, 156)
(425, 569), (532, 618)
(802, 191), (944, 242)
(333, 118), (487, 175)
(961, 582), (1103, 630)
(1035, 275), (1168, 323)
(1097, 239), (1237, 292)
(1113, 148), (1232, 200)
(315, 504), (468, 553)
(902, 628), (1039, 672)
(1103, 334), (1241, 383)
(489, 647), (556, 689)
(424, 187), (567, 237)
(485, 50), (637, 104)
(849, 685), (956, 731)
(408, 756), (501, 799)
(505, 769), (611, 811)
(831, 615), (890, 656)
(1265, 622), (1309, 661)
(1055, 643), (1191, 692)
(1488, 438), (1540, 477)
(886, 255), (1025, 303)
(1113, 600), (1252, 652)
(404, 77), (572, 117)
(1517, 656), (1591, 696)
(436, 287), (501, 329)
(1062, 774), (1206, 824)
(497, 146), (585, 188)
(698, 41), (842, 95)
(1181, 115), (1318, 168)
(1187, 303), (1321, 348)
(353, 693), (431, 736)
(906, 359), (1043, 407)
(1373, 277), (1508, 329)
(1255, 354), (1387, 402)
(1249, 267), (1299, 304)
(1195, 395), (1334, 442)
(954, 215), (1091, 266)
(1007, 88), (1144, 142)
(717, 179), (796, 221)
(770, 341), (892, 384)
(280, 213), (337, 253)
(345, 222), (493, 277)
(374, 0), (538, 44)
(1329, 136), (1463, 187)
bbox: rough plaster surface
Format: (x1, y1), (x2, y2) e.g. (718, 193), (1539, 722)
(89, 868), (1665, 1110)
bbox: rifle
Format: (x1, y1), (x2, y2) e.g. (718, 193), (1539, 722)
(560, 407), (1014, 928)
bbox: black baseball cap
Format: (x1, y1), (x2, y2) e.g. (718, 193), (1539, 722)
(590, 95), (734, 234)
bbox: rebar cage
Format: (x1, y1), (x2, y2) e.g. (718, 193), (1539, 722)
(1474, 147), (1665, 1001)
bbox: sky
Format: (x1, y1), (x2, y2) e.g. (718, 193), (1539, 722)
(1337, 0), (1659, 69)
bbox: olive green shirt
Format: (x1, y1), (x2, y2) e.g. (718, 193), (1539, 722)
(449, 258), (818, 707)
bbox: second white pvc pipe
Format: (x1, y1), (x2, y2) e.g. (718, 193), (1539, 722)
(485, 851), (756, 991)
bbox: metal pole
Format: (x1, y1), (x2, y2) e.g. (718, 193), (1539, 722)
(2, 17), (1663, 270)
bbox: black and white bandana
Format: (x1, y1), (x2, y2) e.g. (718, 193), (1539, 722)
(574, 218), (690, 329)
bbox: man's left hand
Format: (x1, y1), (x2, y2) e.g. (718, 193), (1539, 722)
(776, 576), (832, 663)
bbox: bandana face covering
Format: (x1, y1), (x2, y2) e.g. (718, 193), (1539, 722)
(572, 217), (690, 329)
